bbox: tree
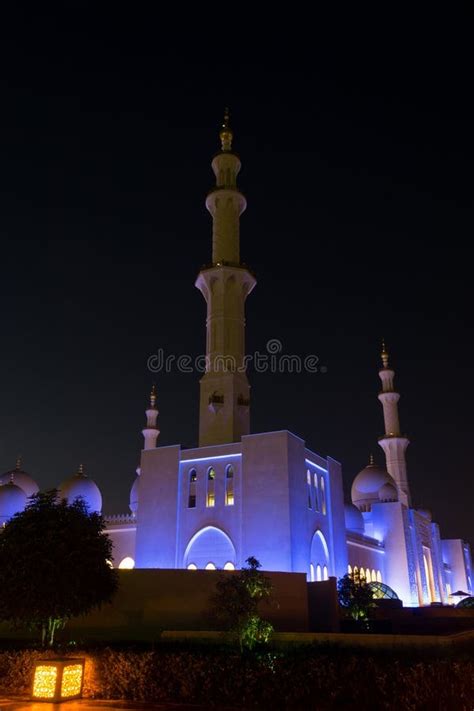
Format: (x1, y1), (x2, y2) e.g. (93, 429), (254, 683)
(211, 556), (274, 651)
(0, 490), (118, 646)
(337, 572), (376, 627)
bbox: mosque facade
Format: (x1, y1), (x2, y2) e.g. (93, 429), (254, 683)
(1, 114), (472, 607)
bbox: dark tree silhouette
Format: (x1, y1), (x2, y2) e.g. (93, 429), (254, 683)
(0, 490), (118, 645)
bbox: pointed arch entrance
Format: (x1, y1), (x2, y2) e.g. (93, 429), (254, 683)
(184, 526), (236, 570)
(310, 529), (330, 580)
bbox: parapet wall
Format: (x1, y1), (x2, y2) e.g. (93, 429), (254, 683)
(68, 568), (310, 642)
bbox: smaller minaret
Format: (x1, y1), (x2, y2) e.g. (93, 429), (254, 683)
(142, 384), (160, 450)
(378, 341), (411, 506)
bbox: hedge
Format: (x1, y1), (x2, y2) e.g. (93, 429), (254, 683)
(0, 646), (473, 709)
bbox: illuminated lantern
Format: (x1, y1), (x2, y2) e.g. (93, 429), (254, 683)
(32, 658), (85, 702)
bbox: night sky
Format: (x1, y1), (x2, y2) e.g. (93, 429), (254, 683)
(0, 10), (472, 544)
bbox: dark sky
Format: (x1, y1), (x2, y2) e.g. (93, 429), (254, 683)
(0, 9), (473, 544)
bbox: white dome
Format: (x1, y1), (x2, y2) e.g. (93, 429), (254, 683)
(378, 482), (398, 502)
(351, 461), (396, 511)
(0, 461), (39, 499)
(344, 503), (365, 533)
(59, 467), (102, 513)
(0, 482), (27, 521)
(129, 475), (139, 515)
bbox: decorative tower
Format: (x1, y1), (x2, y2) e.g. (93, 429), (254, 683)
(195, 110), (256, 446)
(142, 384), (160, 450)
(377, 341), (411, 506)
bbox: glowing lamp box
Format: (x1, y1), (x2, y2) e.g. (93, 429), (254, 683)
(31, 658), (85, 702)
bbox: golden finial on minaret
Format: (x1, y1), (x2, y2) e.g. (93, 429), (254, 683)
(381, 339), (389, 369)
(15, 455), (22, 471)
(150, 384), (157, 408)
(219, 107), (233, 152)
(369, 454), (375, 466)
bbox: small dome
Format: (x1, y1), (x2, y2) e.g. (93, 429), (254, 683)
(0, 482), (27, 521)
(0, 459), (39, 498)
(368, 581), (399, 600)
(456, 596), (474, 609)
(378, 482), (398, 502)
(344, 503), (365, 533)
(59, 465), (102, 513)
(351, 460), (397, 511)
(129, 475), (139, 515)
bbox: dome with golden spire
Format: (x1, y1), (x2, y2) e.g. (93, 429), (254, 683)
(59, 464), (102, 513)
(0, 457), (39, 499)
(351, 455), (397, 511)
(0, 478), (27, 523)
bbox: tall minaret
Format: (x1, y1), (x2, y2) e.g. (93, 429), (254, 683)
(142, 384), (160, 450)
(195, 110), (256, 446)
(377, 341), (411, 506)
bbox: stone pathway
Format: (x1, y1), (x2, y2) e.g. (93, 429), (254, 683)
(1, 700), (237, 711)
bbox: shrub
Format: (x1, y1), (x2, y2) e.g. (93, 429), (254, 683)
(211, 556), (274, 651)
(337, 572), (376, 627)
(1, 645), (473, 708)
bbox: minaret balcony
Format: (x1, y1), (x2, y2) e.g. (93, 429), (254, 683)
(198, 261), (256, 277)
(378, 433), (410, 443)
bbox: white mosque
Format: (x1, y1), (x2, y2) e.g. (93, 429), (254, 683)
(0, 113), (472, 608)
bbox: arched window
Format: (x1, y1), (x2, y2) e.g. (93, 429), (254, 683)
(206, 467), (216, 507)
(353, 565), (359, 583)
(314, 473), (319, 511)
(310, 563), (315, 582)
(359, 568), (366, 581)
(188, 469), (197, 508)
(323, 565), (328, 580)
(377, 570), (382, 583)
(118, 556), (135, 570)
(348, 564), (352, 576)
(372, 569), (376, 582)
(316, 564), (322, 581)
(366, 568), (371, 582)
(205, 562), (216, 570)
(307, 470), (312, 509)
(225, 465), (234, 506)
(187, 563), (197, 570)
(223, 561), (235, 570)
(320, 475), (326, 515)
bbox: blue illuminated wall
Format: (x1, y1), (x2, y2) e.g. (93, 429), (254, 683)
(135, 444), (181, 568)
(133, 429), (347, 577)
(111, 428), (472, 608)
